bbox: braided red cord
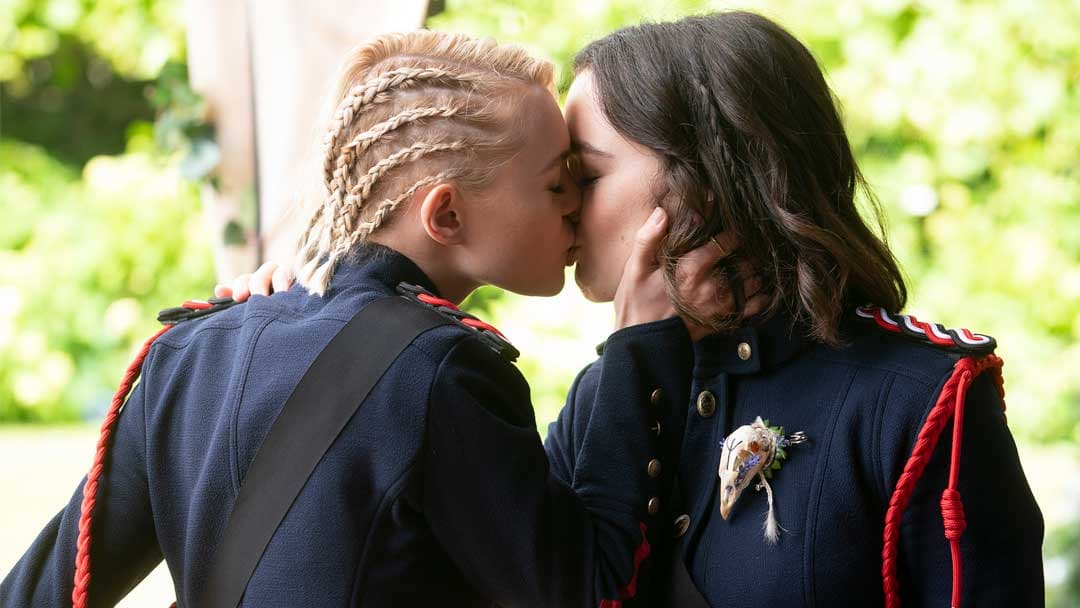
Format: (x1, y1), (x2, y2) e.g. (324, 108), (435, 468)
(72, 325), (172, 608)
(881, 354), (1004, 608)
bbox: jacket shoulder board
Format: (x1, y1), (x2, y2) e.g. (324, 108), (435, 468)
(397, 283), (519, 362)
(855, 305), (996, 355)
(158, 297), (239, 325)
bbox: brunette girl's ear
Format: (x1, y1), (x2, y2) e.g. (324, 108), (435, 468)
(417, 183), (466, 246)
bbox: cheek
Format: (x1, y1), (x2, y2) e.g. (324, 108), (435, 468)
(580, 189), (623, 243)
(580, 179), (650, 258)
(506, 195), (567, 260)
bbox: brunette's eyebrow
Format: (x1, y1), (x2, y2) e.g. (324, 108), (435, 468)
(539, 149), (571, 174)
(571, 140), (613, 159)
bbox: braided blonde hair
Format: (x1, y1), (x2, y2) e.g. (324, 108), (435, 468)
(295, 30), (556, 295)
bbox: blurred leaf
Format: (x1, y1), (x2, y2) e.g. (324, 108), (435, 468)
(0, 137), (215, 423)
(179, 138), (220, 182)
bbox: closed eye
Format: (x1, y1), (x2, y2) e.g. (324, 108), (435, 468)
(577, 176), (598, 189)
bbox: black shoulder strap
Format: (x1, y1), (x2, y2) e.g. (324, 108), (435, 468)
(199, 295), (449, 607)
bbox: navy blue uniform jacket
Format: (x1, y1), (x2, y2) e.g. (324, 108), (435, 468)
(2, 246), (691, 607)
(547, 311), (1044, 607)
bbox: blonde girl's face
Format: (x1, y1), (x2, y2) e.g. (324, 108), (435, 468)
(464, 85), (580, 297)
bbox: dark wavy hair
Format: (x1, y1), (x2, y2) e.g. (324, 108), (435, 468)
(574, 11), (906, 345)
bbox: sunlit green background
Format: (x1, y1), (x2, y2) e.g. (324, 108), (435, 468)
(2, 0), (1078, 604)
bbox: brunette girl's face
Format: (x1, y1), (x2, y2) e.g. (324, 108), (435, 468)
(564, 70), (665, 302)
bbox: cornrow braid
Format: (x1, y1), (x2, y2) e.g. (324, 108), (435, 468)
(318, 68), (482, 268)
(322, 67), (478, 191)
(358, 170), (461, 243)
(306, 170), (463, 295)
(308, 138), (471, 292)
(331, 106), (460, 199)
(328, 140), (468, 259)
(341, 106), (460, 164)
(350, 141), (467, 204)
(295, 30), (556, 296)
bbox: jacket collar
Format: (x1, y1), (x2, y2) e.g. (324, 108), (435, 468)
(692, 312), (810, 379)
(326, 243), (442, 298)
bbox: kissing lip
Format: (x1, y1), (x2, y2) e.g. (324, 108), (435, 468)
(566, 245), (581, 267)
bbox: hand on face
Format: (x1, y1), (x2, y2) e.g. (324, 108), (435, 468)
(612, 207), (676, 331)
(673, 232), (769, 340)
(611, 209), (769, 340)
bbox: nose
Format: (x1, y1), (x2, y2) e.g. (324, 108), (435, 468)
(558, 165), (582, 217)
(560, 193), (582, 236)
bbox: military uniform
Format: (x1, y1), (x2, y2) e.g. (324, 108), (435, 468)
(547, 309), (1045, 607)
(1, 244), (689, 608)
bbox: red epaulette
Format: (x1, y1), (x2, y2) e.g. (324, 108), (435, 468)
(396, 283), (519, 362)
(858, 306), (1006, 608)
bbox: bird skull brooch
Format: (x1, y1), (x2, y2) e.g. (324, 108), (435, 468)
(718, 416), (807, 543)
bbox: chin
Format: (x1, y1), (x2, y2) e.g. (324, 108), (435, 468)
(534, 282), (564, 298)
(519, 272), (565, 298)
(574, 267), (614, 303)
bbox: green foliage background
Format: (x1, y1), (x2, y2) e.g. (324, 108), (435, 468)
(2, 0), (1078, 602)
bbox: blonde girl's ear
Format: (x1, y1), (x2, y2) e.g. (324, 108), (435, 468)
(417, 182), (466, 246)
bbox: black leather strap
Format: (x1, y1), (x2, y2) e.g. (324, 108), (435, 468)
(199, 295), (449, 607)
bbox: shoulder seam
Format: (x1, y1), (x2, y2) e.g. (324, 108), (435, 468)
(872, 372), (899, 507)
(228, 315), (277, 493)
(877, 361), (956, 510)
(407, 324), (474, 365)
(151, 312), (282, 349)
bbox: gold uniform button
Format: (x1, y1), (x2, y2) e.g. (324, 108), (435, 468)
(673, 514), (691, 538)
(737, 341), (752, 361)
(696, 390), (717, 418)
(650, 420), (662, 437)
(650, 388), (664, 405)
(648, 497), (661, 516)
(647, 459), (662, 478)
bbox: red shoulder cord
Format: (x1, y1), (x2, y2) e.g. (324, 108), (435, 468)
(881, 354), (1005, 608)
(72, 312), (194, 607)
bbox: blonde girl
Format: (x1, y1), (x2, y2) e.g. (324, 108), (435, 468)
(1, 30), (733, 608)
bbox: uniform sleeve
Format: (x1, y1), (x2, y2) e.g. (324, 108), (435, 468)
(0, 359), (163, 608)
(897, 370), (1045, 606)
(544, 362), (597, 488)
(421, 317), (692, 608)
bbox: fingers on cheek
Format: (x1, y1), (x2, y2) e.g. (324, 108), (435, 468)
(711, 289), (734, 312)
(744, 293), (770, 318)
(745, 275), (764, 299)
(712, 231), (740, 252)
(674, 253), (704, 286)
